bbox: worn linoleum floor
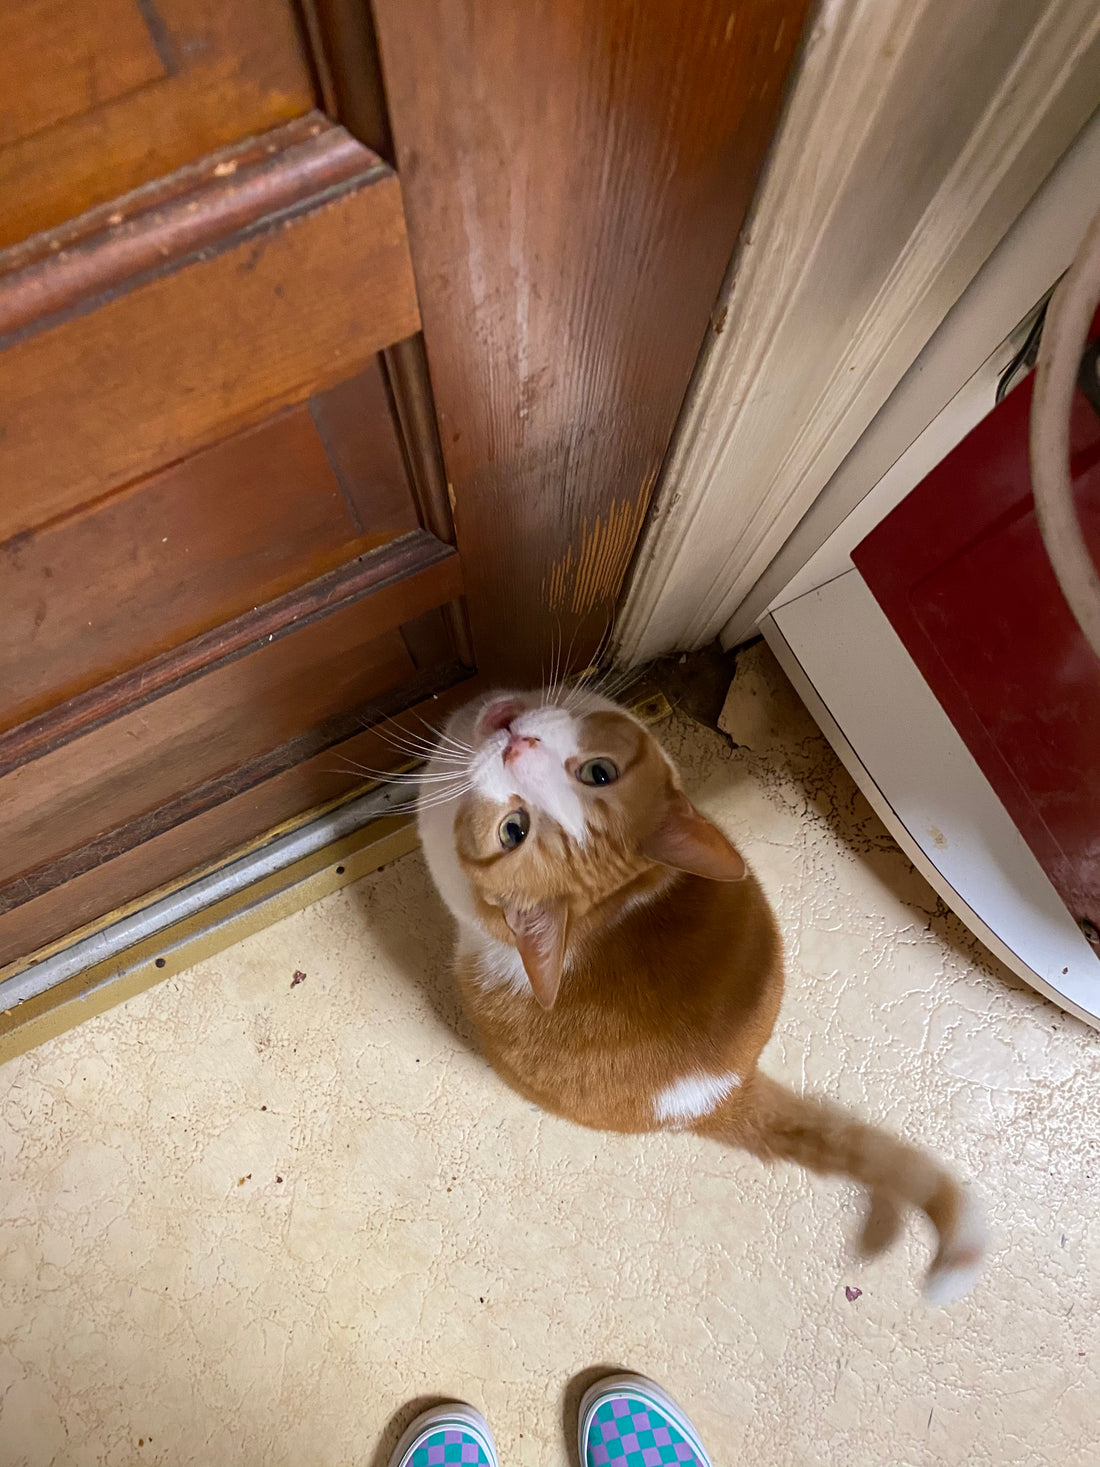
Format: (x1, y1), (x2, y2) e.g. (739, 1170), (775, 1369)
(2, 645), (1098, 1467)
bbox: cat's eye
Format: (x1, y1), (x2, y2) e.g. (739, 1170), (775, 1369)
(576, 757), (620, 787)
(498, 808), (530, 850)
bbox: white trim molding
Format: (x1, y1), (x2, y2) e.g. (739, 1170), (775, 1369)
(727, 107), (1100, 645)
(613, 0), (1100, 664)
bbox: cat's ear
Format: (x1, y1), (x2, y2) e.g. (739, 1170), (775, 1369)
(641, 789), (746, 882)
(504, 899), (569, 1009)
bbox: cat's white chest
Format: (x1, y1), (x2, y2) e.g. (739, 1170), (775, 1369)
(417, 774), (479, 926)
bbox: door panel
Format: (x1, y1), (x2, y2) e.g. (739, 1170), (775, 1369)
(0, 0), (315, 246)
(0, 0), (166, 149)
(0, 69), (468, 970)
(852, 322), (1100, 937)
(308, 367), (425, 534)
(0, 117), (419, 536)
(0, 536), (465, 946)
(0, 360), (417, 728)
(0, 672), (483, 973)
(1, 623), (415, 879)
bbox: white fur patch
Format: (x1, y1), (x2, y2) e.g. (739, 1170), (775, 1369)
(418, 779), (479, 926)
(653, 1071), (741, 1126)
(471, 706), (586, 843)
(923, 1192), (988, 1305)
(460, 930), (531, 996)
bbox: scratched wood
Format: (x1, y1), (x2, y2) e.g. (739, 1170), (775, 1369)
(373, 0), (811, 682)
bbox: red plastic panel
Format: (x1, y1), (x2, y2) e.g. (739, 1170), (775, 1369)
(853, 324), (1100, 936)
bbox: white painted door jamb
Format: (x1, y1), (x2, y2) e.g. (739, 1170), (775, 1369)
(612, 0), (1100, 665)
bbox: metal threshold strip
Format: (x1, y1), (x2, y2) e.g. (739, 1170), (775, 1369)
(0, 780), (416, 1065)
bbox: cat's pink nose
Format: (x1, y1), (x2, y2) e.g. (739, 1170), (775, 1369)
(502, 734), (539, 767)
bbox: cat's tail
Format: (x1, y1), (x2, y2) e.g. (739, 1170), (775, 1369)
(700, 1073), (987, 1304)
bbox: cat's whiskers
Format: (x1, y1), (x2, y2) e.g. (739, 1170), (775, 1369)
(547, 613), (614, 712)
(541, 621), (563, 709)
(390, 746), (469, 768)
(373, 722), (444, 749)
(319, 757), (465, 787)
(553, 614), (589, 708)
(410, 712), (473, 756)
(422, 732), (473, 759)
(352, 705), (472, 762)
(584, 662), (645, 705)
(545, 630), (560, 704)
(373, 727), (462, 762)
(320, 757), (380, 780)
(544, 610), (587, 710)
(409, 781), (476, 812)
(413, 773), (474, 796)
(561, 673), (596, 713)
(383, 770), (471, 784)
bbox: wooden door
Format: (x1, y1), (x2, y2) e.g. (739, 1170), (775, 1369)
(0, 0), (810, 973)
(852, 314), (1100, 947)
(0, 3), (470, 969)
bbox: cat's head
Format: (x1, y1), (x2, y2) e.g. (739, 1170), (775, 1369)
(418, 687), (745, 1008)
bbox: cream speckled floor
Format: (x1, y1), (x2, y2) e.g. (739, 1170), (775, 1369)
(2, 645), (1098, 1467)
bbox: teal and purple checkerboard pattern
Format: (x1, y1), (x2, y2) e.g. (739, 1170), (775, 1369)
(586, 1395), (704, 1467)
(409, 1428), (493, 1467)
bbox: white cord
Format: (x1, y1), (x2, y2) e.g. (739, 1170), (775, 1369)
(1030, 201), (1100, 661)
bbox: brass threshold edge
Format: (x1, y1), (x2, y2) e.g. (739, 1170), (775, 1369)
(0, 782), (416, 1067)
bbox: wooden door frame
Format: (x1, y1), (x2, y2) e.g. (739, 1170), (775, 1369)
(369, 0), (814, 687)
(612, 0), (1100, 665)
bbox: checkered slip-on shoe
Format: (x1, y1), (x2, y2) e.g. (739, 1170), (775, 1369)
(579, 1375), (713, 1467)
(388, 1403), (498, 1467)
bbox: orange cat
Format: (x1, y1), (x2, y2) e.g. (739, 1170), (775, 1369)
(417, 686), (986, 1302)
